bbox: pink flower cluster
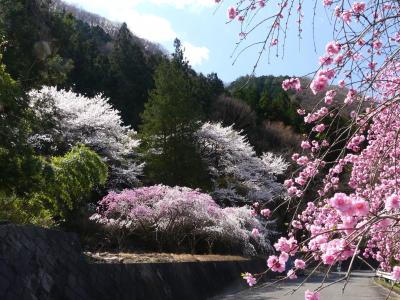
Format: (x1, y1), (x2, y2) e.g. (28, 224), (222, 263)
(346, 135), (365, 152)
(274, 236), (298, 254)
(267, 254), (287, 272)
(329, 193), (369, 217)
(320, 239), (355, 265)
(325, 41), (341, 56)
(313, 124), (326, 133)
(295, 259), (306, 269)
(323, 0), (332, 6)
(261, 208), (271, 218)
(344, 89), (357, 104)
(304, 107), (329, 123)
(282, 77), (301, 92)
(225, 0), (265, 21)
(352, 2), (366, 14)
(305, 290), (320, 300)
(265, 236), (301, 277)
(242, 272), (257, 286)
(310, 69), (335, 94)
(324, 90), (336, 105)
(227, 6), (237, 20)
(393, 266), (400, 282)
(385, 194), (400, 211)
(287, 157), (323, 194)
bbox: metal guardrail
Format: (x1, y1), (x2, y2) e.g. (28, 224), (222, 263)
(376, 270), (395, 281)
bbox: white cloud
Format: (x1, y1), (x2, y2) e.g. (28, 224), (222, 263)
(63, 0), (211, 65)
(107, 10), (176, 43)
(64, 0), (213, 12)
(64, 0), (176, 42)
(182, 42), (210, 66)
(143, 0), (214, 9)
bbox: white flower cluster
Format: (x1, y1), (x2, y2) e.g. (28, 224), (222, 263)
(196, 122), (288, 205)
(28, 87), (143, 188)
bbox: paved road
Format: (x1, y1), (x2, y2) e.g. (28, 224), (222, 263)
(214, 271), (399, 300)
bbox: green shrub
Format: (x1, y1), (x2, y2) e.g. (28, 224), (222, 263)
(38, 144), (108, 220)
(0, 192), (53, 227)
(0, 145), (108, 226)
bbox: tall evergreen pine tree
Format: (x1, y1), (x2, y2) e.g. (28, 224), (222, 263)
(140, 39), (211, 189)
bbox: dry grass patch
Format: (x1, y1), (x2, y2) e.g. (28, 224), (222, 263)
(84, 251), (249, 264)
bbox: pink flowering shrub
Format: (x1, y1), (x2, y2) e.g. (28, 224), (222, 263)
(215, 0), (400, 297)
(91, 185), (272, 254)
(393, 266), (400, 282)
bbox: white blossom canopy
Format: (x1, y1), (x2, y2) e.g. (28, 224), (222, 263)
(196, 122), (288, 205)
(28, 86), (143, 189)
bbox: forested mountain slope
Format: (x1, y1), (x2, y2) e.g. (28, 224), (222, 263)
(0, 0), (170, 127)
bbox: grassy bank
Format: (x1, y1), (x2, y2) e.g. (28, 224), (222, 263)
(375, 278), (400, 299)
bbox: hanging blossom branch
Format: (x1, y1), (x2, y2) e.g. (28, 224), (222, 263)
(214, 0), (400, 299)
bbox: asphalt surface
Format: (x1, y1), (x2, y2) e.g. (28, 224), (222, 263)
(213, 271), (400, 300)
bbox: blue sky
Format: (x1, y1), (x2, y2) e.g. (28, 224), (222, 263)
(63, 0), (334, 83)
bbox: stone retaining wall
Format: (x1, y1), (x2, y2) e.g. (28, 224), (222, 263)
(0, 224), (266, 300)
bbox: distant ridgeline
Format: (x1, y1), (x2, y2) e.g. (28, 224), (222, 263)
(48, 0), (166, 55)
